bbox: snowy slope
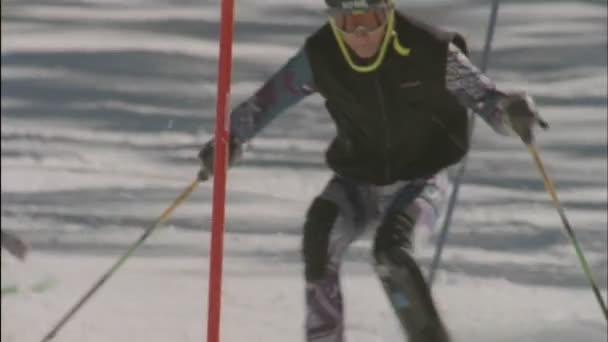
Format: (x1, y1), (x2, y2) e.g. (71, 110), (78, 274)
(1, 0), (607, 341)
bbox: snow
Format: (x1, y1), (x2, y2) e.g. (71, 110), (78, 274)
(1, 0), (607, 341)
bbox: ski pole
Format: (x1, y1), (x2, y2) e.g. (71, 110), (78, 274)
(40, 179), (200, 342)
(428, 0), (501, 286)
(527, 144), (608, 321)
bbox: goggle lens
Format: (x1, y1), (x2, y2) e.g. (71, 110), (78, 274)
(331, 8), (390, 34)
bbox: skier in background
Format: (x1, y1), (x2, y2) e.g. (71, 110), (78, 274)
(198, 0), (546, 341)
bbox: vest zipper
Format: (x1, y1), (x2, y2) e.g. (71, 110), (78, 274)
(372, 75), (391, 183)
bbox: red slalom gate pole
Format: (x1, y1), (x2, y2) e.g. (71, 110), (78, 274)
(207, 0), (235, 341)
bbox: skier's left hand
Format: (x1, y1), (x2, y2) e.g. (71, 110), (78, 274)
(499, 92), (549, 144)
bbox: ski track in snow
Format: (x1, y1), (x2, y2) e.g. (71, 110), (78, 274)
(1, 0), (607, 341)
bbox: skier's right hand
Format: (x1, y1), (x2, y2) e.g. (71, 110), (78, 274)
(197, 135), (243, 181)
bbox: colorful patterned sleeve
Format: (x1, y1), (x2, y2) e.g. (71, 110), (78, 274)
(229, 49), (316, 143)
(445, 42), (512, 136)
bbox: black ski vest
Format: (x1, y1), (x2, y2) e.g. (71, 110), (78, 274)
(305, 12), (470, 185)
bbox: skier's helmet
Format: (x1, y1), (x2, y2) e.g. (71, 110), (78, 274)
(325, 0), (393, 13)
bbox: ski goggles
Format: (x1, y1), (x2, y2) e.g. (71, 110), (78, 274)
(327, 2), (394, 35)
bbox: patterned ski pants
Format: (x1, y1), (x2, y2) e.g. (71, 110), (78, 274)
(302, 172), (450, 342)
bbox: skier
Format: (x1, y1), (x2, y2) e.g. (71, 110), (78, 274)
(198, 0), (546, 341)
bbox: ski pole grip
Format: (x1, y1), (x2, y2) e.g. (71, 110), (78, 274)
(198, 167), (211, 182)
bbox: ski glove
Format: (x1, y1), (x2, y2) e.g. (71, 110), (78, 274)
(499, 92), (549, 144)
(197, 135), (243, 181)
(1, 230), (29, 261)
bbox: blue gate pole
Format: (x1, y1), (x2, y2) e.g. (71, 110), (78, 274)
(428, 0), (501, 286)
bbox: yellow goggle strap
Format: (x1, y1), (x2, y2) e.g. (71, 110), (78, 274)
(329, 9), (396, 73)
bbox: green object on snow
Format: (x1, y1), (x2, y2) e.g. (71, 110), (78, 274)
(2, 285), (19, 295)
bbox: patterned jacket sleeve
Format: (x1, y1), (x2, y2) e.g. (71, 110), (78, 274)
(445, 42), (512, 136)
(230, 49), (316, 143)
